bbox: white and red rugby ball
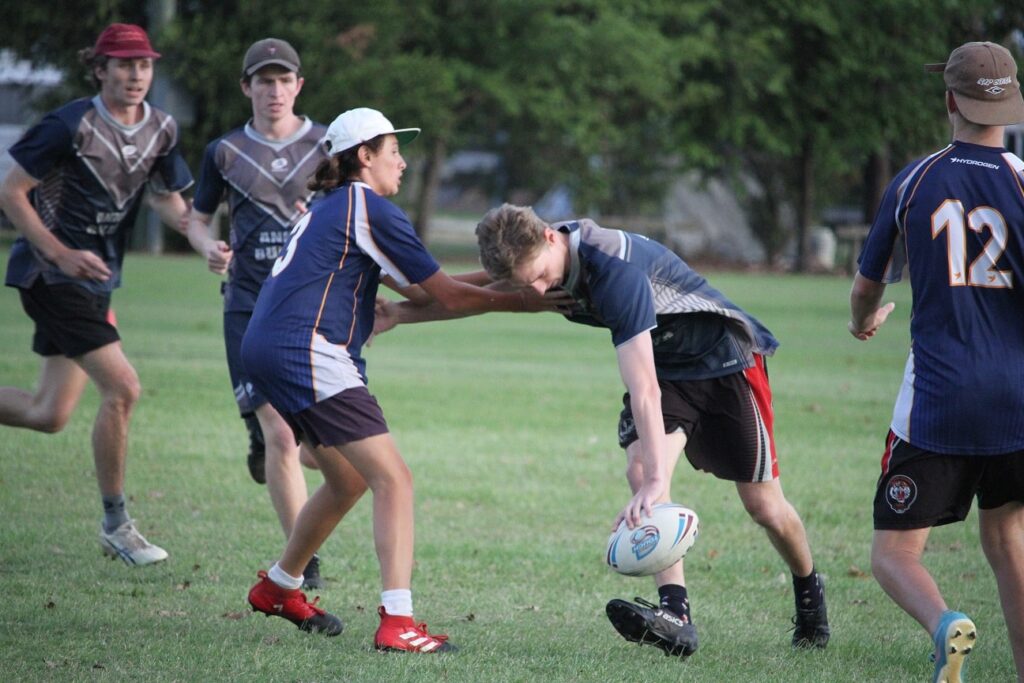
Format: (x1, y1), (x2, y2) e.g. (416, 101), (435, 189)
(605, 503), (699, 576)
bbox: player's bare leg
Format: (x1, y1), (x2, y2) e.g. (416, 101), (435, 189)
(257, 404), (309, 539)
(0, 355), (88, 432)
(979, 502), (1024, 682)
(735, 479), (813, 576)
(277, 442), (368, 578)
(75, 342), (140, 497)
(872, 528), (946, 632)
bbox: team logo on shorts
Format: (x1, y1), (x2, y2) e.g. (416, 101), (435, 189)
(886, 474), (917, 514)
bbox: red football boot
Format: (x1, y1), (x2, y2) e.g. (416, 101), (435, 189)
(247, 570), (343, 636)
(374, 606), (455, 653)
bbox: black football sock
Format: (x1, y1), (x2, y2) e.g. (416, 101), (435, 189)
(793, 566), (823, 611)
(658, 584), (691, 623)
(102, 493), (129, 534)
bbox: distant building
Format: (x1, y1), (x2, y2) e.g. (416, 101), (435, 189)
(0, 50), (62, 192)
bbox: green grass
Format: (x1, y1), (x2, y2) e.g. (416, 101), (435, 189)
(0, 251), (1015, 682)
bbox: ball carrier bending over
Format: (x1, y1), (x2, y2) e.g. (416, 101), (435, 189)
(377, 204), (830, 656)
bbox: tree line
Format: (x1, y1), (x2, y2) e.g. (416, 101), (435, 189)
(2, 0), (1020, 269)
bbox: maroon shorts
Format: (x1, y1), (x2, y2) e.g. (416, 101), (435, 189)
(618, 354), (779, 482)
(874, 431), (1024, 530)
(18, 279), (120, 357)
(282, 385), (389, 448)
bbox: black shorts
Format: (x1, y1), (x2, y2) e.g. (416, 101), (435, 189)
(618, 354), (778, 482)
(874, 431), (1024, 530)
(282, 386), (389, 449)
(224, 310), (264, 416)
(18, 279), (120, 357)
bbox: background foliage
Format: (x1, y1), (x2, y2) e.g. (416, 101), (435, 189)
(1, 0), (1022, 264)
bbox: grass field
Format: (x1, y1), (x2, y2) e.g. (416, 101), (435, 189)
(0, 250), (1015, 682)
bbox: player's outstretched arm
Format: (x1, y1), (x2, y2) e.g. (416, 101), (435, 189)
(848, 272), (894, 341)
(613, 332), (671, 530)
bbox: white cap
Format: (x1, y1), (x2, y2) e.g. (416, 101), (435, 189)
(322, 108), (420, 156)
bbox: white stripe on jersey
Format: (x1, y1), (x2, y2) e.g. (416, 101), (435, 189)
(351, 185), (413, 287)
(310, 332), (365, 402)
(890, 349), (916, 444)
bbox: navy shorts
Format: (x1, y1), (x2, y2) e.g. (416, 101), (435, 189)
(224, 310), (265, 416)
(282, 386), (389, 449)
(874, 431), (1024, 530)
(18, 279), (120, 357)
(618, 354), (779, 482)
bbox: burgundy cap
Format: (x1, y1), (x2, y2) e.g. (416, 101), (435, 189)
(93, 23), (161, 59)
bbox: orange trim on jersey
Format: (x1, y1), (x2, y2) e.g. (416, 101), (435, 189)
(308, 185), (356, 401)
(899, 147), (954, 231)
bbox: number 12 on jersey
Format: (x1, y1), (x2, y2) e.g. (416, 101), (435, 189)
(931, 199), (1013, 288)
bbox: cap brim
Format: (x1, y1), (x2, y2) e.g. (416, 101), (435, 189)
(924, 62), (946, 73)
(393, 128), (420, 145)
(103, 49), (161, 59)
(953, 90), (1024, 126)
(244, 58), (300, 76)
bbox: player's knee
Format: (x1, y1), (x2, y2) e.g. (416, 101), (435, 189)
(743, 497), (787, 531)
(106, 373), (141, 411)
(33, 407), (73, 433)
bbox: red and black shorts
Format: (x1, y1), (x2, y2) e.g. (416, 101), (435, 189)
(18, 279), (120, 358)
(874, 431), (1024, 530)
(618, 354), (779, 482)
(282, 385), (390, 449)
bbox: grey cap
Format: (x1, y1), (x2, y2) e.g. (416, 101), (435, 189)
(242, 38), (300, 77)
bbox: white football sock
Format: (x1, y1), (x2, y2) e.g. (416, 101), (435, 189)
(381, 589), (413, 617)
(268, 562), (303, 590)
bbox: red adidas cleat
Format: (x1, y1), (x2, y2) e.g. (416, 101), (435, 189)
(374, 606), (456, 653)
(247, 570), (343, 636)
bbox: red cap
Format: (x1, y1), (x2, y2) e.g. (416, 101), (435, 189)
(93, 23), (161, 59)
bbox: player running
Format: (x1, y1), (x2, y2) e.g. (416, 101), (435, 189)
(0, 23), (191, 566)
(186, 37), (328, 588)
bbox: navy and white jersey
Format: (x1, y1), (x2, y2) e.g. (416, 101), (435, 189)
(4, 96), (192, 295)
(192, 117), (328, 312)
(241, 181), (440, 414)
(859, 140), (1024, 454)
(556, 220), (778, 380)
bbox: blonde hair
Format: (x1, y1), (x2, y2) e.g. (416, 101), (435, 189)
(475, 203), (549, 280)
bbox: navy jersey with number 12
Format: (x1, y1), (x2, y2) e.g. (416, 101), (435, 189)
(241, 181), (439, 415)
(859, 140), (1024, 454)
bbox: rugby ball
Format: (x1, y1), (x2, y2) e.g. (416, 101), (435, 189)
(605, 503), (699, 576)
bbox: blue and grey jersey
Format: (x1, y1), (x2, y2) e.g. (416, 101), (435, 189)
(4, 96), (192, 294)
(556, 219), (778, 380)
(192, 117), (328, 312)
(859, 140), (1024, 454)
